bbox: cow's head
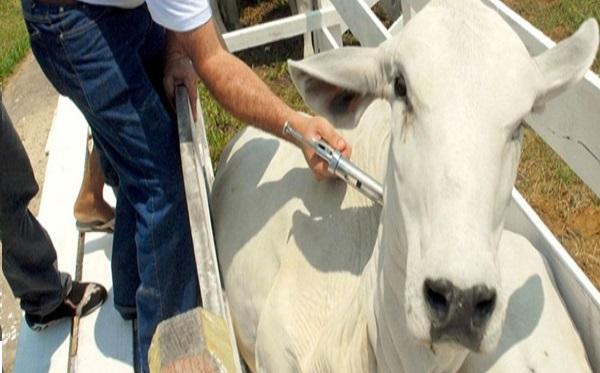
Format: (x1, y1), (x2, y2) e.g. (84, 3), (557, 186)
(289, 0), (597, 355)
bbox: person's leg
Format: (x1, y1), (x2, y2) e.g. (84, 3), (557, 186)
(0, 98), (70, 317)
(73, 143), (115, 232)
(0, 97), (107, 331)
(94, 138), (119, 189)
(111, 185), (139, 320)
(21, 2), (199, 370)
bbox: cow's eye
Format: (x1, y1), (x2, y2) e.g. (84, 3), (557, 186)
(394, 75), (407, 98)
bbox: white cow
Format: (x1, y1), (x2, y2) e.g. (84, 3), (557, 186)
(211, 0), (599, 371)
(459, 232), (592, 372)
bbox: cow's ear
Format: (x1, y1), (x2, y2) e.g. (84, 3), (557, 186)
(533, 19), (598, 110)
(288, 47), (388, 128)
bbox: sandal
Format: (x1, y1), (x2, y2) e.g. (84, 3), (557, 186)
(76, 217), (115, 233)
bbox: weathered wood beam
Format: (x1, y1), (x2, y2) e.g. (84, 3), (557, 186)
(174, 87), (243, 372)
(149, 308), (236, 373)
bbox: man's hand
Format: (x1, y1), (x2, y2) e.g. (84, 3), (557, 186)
(291, 114), (352, 181)
(163, 55), (199, 120)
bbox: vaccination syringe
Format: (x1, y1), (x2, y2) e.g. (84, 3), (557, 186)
(283, 122), (383, 205)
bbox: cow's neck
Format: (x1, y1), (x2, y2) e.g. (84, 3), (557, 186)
(359, 145), (469, 373)
(308, 100), (468, 372)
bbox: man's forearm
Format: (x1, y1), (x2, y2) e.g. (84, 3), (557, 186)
(200, 51), (300, 134)
(174, 19), (351, 180)
(176, 21), (304, 138)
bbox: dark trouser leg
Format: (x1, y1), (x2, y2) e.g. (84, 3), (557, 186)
(21, 2), (199, 371)
(0, 98), (70, 316)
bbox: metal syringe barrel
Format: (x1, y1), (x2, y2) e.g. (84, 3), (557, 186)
(284, 122), (383, 205)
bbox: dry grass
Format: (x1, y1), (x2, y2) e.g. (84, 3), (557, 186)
(504, 0), (600, 288)
(503, 0), (600, 71)
(518, 127), (600, 286)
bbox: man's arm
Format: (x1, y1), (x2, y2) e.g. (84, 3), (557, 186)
(171, 20), (351, 180)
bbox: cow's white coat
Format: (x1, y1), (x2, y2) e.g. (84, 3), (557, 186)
(211, 1), (598, 371)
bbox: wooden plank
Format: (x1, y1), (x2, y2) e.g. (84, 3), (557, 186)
(175, 87), (243, 372)
(189, 98), (215, 191)
(176, 88), (223, 317)
(329, 0), (391, 47)
(149, 308), (236, 373)
(484, 0), (600, 198)
(14, 96), (87, 373)
(506, 189), (600, 371)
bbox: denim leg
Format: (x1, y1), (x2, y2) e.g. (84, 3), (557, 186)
(112, 185), (139, 320)
(0, 98), (71, 316)
(92, 136), (119, 188)
(21, 3), (199, 371)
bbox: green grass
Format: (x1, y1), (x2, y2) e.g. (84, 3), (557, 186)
(0, 0), (29, 88)
(201, 59), (308, 164)
(504, 0), (600, 72)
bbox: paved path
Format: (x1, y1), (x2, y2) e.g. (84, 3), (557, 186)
(1, 52), (59, 373)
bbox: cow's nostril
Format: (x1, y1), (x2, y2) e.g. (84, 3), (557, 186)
(473, 286), (496, 324)
(426, 280), (496, 350)
(426, 286), (448, 312)
(424, 279), (453, 321)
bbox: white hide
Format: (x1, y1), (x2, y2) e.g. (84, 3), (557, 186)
(211, 0), (599, 372)
(458, 231), (591, 373)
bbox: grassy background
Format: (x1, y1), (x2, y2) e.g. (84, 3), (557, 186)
(0, 0), (28, 89)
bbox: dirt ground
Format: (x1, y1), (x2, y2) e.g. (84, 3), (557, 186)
(1, 52), (58, 373)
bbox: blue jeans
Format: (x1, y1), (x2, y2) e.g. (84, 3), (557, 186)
(21, 1), (200, 371)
